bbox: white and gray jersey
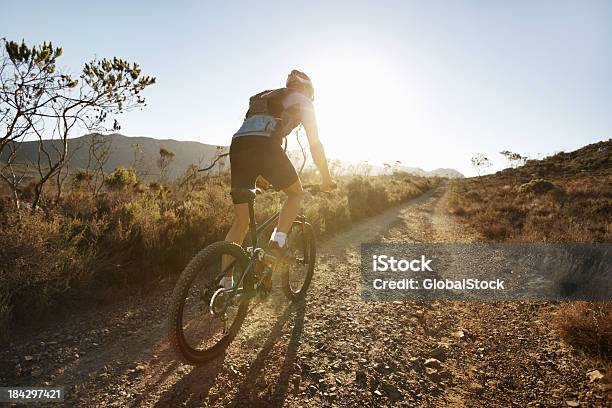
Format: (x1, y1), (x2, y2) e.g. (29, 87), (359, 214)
(233, 91), (316, 139)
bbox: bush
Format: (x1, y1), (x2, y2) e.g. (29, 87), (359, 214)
(105, 167), (137, 190)
(0, 173), (437, 336)
(346, 177), (390, 220)
(0, 210), (94, 337)
(519, 178), (557, 194)
(555, 302), (612, 360)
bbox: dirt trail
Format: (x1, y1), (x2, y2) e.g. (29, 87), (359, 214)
(1, 187), (608, 407)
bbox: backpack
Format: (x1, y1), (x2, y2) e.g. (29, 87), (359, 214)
(244, 88), (300, 140)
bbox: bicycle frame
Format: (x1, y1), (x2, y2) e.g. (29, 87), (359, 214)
(221, 197), (307, 294)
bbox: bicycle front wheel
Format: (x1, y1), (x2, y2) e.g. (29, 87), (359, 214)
(168, 241), (250, 364)
(282, 220), (316, 301)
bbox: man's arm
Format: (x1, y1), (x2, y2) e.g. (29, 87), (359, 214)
(304, 122), (334, 188)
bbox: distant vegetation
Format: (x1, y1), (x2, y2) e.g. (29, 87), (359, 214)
(1, 133), (464, 185)
(449, 139), (611, 367)
(0, 157), (438, 336)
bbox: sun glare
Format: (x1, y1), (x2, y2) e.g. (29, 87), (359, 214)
(307, 52), (412, 165)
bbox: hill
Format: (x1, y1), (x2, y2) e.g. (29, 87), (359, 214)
(410, 167), (463, 178)
(448, 138), (611, 242)
(1, 133), (222, 180)
(2, 134), (463, 180)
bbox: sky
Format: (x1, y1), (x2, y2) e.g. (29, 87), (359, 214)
(2, 0), (611, 176)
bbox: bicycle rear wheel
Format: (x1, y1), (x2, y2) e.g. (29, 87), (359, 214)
(168, 241), (250, 364)
(282, 221), (316, 301)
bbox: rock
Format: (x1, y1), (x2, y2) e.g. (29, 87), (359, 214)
(135, 364), (146, 372)
(291, 374), (301, 388)
(586, 370), (604, 383)
(565, 401), (579, 407)
(24, 355), (33, 361)
(468, 382), (484, 394)
(430, 346), (447, 361)
(451, 330), (466, 339)
(425, 367), (441, 382)
(424, 358), (442, 370)
(355, 370), (368, 388)
(382, 383), (403, 402)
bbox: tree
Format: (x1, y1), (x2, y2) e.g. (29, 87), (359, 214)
(471, 153), (492, 178)
(158, 147), (175, 182)
(392, 160), (402, 174)
(329, 159), (343, 177)
(500, 150), (527, 169)
(215, 145), (228, 177)
(179, 163), (202, 192)
(362, 161), (373, 177)
(0, 38), (155, 209)
(80, 133), (112, 195)
(130, 143), (147, 180)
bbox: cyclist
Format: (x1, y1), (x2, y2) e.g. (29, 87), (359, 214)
(220, 70), (335, 289)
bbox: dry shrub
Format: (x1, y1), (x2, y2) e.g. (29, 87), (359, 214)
(555, 302), (612, 360)
(0, 210), (94, 333)
(0, 291), (11, 341)
(346, 177), (390, 220)
(305, 190), (351, 236)
(518, 178), (557, 194)
(0, 172), (438, 335)
(449, 139), (612, 361)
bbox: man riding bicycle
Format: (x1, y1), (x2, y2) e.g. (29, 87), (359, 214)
(220, 70), (335, 289)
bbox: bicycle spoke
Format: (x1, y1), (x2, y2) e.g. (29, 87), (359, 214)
(177, 246), (246, 355)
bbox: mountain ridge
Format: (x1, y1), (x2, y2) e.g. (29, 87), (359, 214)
(2, 133), (464, 179)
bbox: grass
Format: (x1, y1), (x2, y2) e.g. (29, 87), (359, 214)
(0, 170), (439, 337)
(447, 139), (611, 366)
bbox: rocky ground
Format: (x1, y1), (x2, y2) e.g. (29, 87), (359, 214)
(1, 187), (609, 407)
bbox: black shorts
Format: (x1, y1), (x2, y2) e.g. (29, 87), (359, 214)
(229, 136), (299, 204)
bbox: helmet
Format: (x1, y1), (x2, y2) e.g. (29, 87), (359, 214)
(286, 69), (314, 100)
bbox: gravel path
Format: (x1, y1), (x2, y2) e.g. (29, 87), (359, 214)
(1, 186), (609, 407)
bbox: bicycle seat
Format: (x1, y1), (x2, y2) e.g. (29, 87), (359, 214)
(230, 187), (262, 202)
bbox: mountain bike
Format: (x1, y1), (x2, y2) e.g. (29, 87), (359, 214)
(168, 184), (323, 364)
